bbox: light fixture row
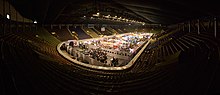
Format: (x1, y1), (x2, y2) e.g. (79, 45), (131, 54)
(83, 12), (146, 25)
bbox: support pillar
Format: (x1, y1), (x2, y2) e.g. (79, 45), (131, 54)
(51, 24), (53, 29)
(59, 24), (61, 29)
(9, 1), (11, 33)
(67, 24), (69, 29)
(197, 19), (200, 34)
(214, 18), (217, 38)
(183, 23), (185, 31)
(22, 17), (24, 32)
(189, 21), (191, 33)
(3, 0), (5, 35)
(16, 8), (18, 32)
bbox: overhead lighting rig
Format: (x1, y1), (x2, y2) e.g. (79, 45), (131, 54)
(82, 12), (146, 25)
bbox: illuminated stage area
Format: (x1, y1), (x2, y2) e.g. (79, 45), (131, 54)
(58, 33), (153, 70)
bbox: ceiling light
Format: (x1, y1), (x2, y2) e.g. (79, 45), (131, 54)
(6, 14), (10, 19)
(51, 32), (56, 34)
(33, 20), (37, 24)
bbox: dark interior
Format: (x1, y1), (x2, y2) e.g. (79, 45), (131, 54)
(1, 0), (220, 95)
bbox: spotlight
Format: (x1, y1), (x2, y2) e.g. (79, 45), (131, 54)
(6, 14), (10, 19)
(33, 20), (37, 24)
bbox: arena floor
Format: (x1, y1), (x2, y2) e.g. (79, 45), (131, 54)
(59, 32), (153, 68)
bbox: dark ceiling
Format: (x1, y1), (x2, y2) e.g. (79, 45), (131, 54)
(9, 0), (220, 25)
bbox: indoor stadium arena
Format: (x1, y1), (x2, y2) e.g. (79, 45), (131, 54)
(0, 0), (220, 95)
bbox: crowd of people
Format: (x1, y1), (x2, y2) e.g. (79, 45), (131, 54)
(60, 33), (152, 67)
(87, 48), (108, 63)
(111, 57), (119, 67)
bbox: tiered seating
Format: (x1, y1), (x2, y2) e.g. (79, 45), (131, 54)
(0, 16), (3, 35)
(69, 26), (91, 39)
(104, 27), (115, 35)
(94, 26), (112, 35)
(113, 28), (124, 34)
(90, 27), (102, 35)
(106, 27), (119, 34)
(47, 27), (77, 41)
(36, 27), (61, 47)
(1, 20), (220, 95)
(176, 32), (219, 94)
(103, 27), (114, 35)
(0, 30), (176, 94)
(0, 35), (84, 95)
(81, 27), (100, 38)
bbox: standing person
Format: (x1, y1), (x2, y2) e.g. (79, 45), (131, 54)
(115, 58), (118, 66)
(111, 57), (115, 66)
